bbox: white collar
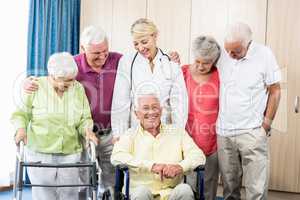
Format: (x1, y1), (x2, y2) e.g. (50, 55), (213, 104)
(243, 41), (256, 60)
(137, 48), (164, 64)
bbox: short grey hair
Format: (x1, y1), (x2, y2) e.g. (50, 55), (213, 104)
(47, 52), (78, 78)
(133, 89), (161, 111)
(225, 22), (252, 47)
(192, 36), (221, 63)
(80, 25), (107, 46)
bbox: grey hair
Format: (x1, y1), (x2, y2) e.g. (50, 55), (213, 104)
(47, 52), (78, 78)
(80, 25), (107, 46)
(225, 22), (252, 47)
(192, 36), (221, 63)
(133, 90), (161, 111)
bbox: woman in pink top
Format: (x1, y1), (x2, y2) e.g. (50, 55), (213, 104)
(182, 36), (221, 200)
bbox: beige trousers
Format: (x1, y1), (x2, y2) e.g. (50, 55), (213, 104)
(217, 127), (270, 200)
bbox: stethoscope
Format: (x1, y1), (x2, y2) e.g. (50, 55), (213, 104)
(129, 48), (171, 91)
(128, 48), (172, 125)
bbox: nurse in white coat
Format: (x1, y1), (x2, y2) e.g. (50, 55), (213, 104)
(111, 18), (188, 139)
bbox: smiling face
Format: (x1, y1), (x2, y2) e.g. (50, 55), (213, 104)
(133, 34), (157, 61)
(224, 40), (248, 60)
(135, 95), (162, 131)
(83, 40), (109, 68)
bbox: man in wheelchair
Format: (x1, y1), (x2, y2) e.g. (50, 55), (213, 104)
(111, 91), (206, 200)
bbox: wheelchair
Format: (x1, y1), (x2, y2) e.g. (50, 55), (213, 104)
(114, 164), (205, 200)
(13, 141), (99, 200)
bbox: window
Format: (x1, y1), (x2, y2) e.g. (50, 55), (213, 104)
(0, 0), (28, 186)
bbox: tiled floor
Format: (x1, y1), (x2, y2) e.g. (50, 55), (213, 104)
(267, 190), (300, 200)
(217, 186), (300, 200)
(2, 187), (220, 200)
(0, 187), (31, 200)
(1, 186), (300, 199)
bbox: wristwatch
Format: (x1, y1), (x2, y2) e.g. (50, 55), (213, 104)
(265, 126), (272, 137)
(262, 122), (272, 137)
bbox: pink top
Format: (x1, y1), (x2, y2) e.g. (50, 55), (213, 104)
(182, 65), (219, 156)
(74, 52), (122, 129)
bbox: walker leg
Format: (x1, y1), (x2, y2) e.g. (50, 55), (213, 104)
(16, 162), (24, 200)
(92, 191), (97, 200)
(92, 162), (97, 200)
(13, 156), (20, 199)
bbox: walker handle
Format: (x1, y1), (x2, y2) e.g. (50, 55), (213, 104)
(89, 141), (97, 162)
(17, 140), (25, 161)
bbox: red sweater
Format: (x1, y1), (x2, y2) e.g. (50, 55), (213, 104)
(182, 65), (219, 156)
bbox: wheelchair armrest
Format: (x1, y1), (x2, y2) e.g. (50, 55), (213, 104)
(116, 164), (129, 172)
(194, 165), (205, 200)
(115, 164), (130, 200)
(194, 165), (205, 172)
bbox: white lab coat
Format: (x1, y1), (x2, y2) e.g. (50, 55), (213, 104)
(111, 50), (188, 136)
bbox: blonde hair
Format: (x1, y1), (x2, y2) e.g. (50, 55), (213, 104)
(131, 18), (158, 39)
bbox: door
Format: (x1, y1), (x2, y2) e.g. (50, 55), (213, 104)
(266, 0), (300, 193)
(111, 0), (147, 53)
(147, 0), (192, 64)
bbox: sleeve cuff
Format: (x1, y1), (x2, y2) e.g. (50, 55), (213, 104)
(143, 160), (155, 172)
(266, 69), (282, 85)
(80, 121), (93, 136)
(12, 121), (26, 132)
(112, 132), (122, 138)
(178, 161), (190, 173)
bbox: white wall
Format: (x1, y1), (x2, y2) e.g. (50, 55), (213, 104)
(80, 0), (267, 65)
(0, 0), (28, 186)
(80, 0), (299, 193)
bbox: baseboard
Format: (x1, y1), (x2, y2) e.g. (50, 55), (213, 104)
(0, 185), (13, 192)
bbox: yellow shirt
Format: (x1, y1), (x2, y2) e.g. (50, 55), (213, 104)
(111, 124), (206, 200)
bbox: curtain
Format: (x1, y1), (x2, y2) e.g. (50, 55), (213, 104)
(27, 0), (81, 76)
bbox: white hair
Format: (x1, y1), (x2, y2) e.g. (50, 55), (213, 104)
(133, 89), (161, 111)
(225, 22), (252, 47)
(47, 52), (78, 78)
(80, 25), (107, 46)
(192, 36), (221, 62)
